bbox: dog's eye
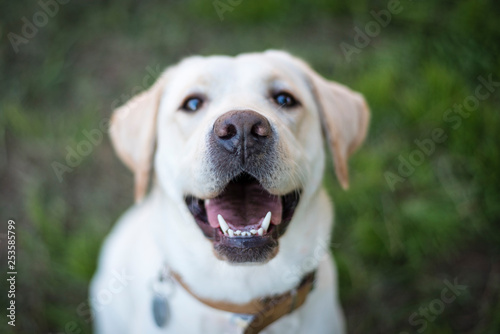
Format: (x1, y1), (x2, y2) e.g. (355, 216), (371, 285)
(273, 92), (298, 108)
(181, 96), (204, 112)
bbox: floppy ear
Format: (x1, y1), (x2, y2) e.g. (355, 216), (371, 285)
(109, 71), (168, 202)
(310, 74), (370, 189)
(265, 50), (370, 189)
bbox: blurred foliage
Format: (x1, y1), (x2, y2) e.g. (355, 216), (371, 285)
(1, 0), (499, 333)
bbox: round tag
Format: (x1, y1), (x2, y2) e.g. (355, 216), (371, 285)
(151, 267), (175, 328)
(152, 293), (170, 327)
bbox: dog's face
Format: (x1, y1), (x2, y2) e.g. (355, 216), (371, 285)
(110, 51), (369, 264)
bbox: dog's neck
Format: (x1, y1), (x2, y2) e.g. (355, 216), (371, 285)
(164, 265), (317, 333)
(149, 185), (334, 305)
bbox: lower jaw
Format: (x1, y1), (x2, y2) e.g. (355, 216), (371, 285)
(187, 225), (296, 265)
(213, 238), (279, 263)
(199, 220), (292, 264)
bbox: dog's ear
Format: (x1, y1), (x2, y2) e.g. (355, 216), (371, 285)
(109, 71), (168, 202)
(265, 50), (370, 189)
(309, 74), (370, 189)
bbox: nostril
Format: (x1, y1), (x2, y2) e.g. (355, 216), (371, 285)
(217, 123), (237, 140)
(251, 122), (270, 137)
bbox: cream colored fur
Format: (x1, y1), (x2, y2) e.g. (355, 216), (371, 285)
(90, 50), (369, 334)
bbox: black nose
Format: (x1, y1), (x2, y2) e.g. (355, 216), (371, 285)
(213, 110), (272, 162)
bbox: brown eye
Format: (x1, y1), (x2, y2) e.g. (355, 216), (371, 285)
(273, 92), (298, 108)
(181, 96), (204, 112)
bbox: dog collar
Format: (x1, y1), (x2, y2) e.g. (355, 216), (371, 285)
(155, 267), (316, 333)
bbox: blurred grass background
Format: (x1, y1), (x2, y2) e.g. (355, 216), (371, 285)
(1, 0), (499, 333)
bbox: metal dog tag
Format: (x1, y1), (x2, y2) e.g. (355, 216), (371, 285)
(151, 266), (175, 328)
(152, 293), (170, 327)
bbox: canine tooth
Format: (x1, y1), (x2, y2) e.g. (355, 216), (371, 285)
(234, 230), (242, 235)
(228, 229), (234, 237)
(206, 199), (210, 205)
(250, 229), (257, 235)
(257, 228), (264, 236)
(262, 211), (272, 232)
(217, 214), (229, 234)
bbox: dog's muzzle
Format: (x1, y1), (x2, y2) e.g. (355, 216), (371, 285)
(185, 110), (301, 264)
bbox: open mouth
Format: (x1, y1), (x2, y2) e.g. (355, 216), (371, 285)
(185, 173), (301, 263)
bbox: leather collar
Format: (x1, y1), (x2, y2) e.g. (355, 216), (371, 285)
(169, 270), (316, 334)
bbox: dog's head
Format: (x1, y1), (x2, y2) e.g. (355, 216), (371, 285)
(110, 50), (369, 264)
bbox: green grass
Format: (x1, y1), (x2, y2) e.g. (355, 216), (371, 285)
(1, 0), (499, 333)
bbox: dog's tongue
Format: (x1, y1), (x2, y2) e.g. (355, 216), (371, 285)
(205, 181), (282, 229)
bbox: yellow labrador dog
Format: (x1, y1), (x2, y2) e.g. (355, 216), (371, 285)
(90, 50), (369, 334)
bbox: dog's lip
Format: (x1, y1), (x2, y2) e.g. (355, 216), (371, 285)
(184, 174), (301, 243)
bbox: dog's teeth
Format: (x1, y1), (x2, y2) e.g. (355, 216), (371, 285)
(206, 199), (210, 205)
(257, 228), (264, 236)
(234, 230), (242, 235)
(242, 231), (251, 237)
(228, 229), (234, 237)
(217, 214), (229, 234)
(250, 229), (257, 235)
(262, 211), (272, 232)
